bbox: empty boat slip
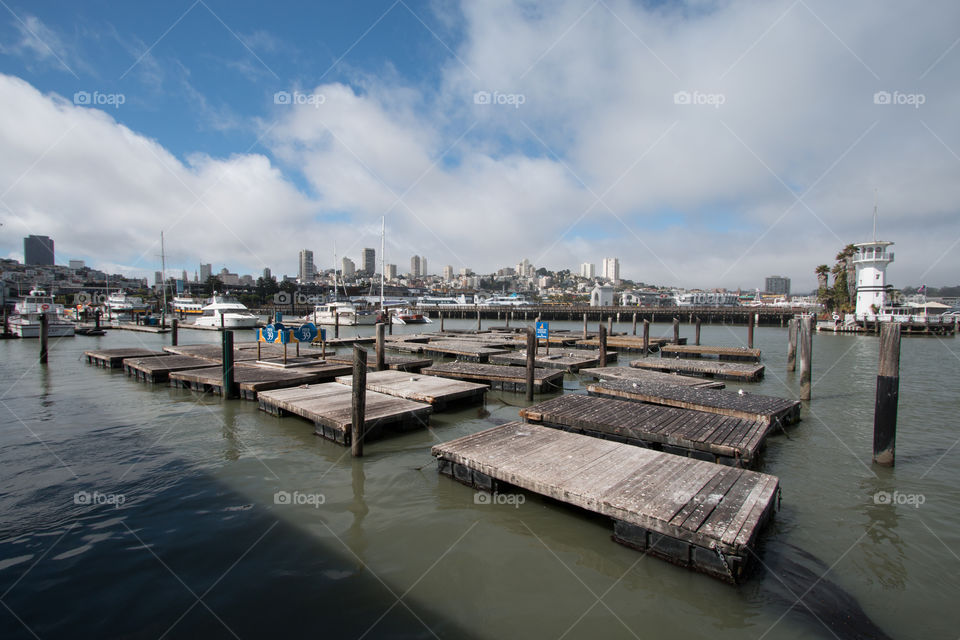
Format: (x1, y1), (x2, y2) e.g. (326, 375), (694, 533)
(257, 383), (433, 445)
(432, 422), (780, 583)
(519, 394), (771, 467)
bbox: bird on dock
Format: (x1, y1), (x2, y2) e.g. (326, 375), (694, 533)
(738, 389), (745, 396)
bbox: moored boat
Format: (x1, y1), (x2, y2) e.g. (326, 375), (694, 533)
(9, 289), (75, 338)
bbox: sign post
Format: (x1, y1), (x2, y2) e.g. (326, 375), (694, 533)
(536, 321), (549, 355)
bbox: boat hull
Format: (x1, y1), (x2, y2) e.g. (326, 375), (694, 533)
(10, 320), (75, 338)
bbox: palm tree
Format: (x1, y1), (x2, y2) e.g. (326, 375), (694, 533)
(815, 264), (830, 290)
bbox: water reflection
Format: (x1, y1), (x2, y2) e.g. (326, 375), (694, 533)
(861, 472), (907, 590)
(347, 458), (369, 563)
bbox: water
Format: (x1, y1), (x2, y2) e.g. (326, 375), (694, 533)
(1, 320), (957, 639)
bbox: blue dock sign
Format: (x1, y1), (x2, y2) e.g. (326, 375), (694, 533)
(536, 321), (549, 340)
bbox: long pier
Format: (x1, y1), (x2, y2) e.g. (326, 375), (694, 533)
(432, 422), (780, 582)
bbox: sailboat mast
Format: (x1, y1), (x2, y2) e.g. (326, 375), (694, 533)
(380, 216), (385, 310)
(873, 189), (878, 242)
(160, 231), (167, 315)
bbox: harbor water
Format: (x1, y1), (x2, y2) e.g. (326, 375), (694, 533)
(0, 319), (957, 639)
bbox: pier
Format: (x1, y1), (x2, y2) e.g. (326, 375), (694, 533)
(432, 422), (780, 583)
(519, 394), (771, 467)
(631, 359), (765, 382)
(588, 379), (801, 426)
(420, 362), (564, 393)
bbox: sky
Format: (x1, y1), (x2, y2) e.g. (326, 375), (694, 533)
(0, 0), (958, 292)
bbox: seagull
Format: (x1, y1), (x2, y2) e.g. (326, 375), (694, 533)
(738, 389), (745, 396)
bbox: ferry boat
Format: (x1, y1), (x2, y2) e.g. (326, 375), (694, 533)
(391, 308), (431, 325)
(194, 294), (260, 328)
(171, 295), (204, 315)
(9, 289), (75, 338)
(305, 301), (378, 326)
(415, 296), (461, 306)
(478, 294), (533, 307)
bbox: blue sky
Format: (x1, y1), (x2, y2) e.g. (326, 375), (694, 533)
(0, 1), (957, 290)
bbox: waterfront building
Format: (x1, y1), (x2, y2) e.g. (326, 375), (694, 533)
(580, 262), (595, 279)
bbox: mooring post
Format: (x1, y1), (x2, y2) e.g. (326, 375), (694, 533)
(220, 313), (224, 330)
(39, 313), (49, 365)
(632, 313), (637, 336)
(748, 312), (755, 349)
(221, 330), (236, 398)
(873, 323), (900, 466)
(171, 318), (179, 346)
(375, 322), (386, 371)
(506, 312), (511, 329)
(439, 312), (444, 332)
(642, 319), (650, 355)
(388, 315), (393, 335)
(787, 318), (798, 371)
(334, 311), (340, 339)
(607, 317), (613, 335)
(477, 309), (481, 331)
(525, 327), (536, 402)
(94, 309), (101, 330)
(799, 316), (813, 400)
(673, 317), (680, 344)
(695, 317), (701, 346)
(351, 345), (367, 457)
(598, 324), (608, 368)
(582, 312), (588, 339)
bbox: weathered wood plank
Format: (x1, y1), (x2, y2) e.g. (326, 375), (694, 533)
(631, 359), (765, 382)
(660, 344), (761, 362)
(334, 370), (487, 409)
(580, 366), (725, 389)
(85, 348), (169, 368)
(420, 362), (564, 393)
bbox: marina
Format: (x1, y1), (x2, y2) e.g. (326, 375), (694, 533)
(519, 394), (772, 467)
(432, 422), (780, 583)
(631, 358), (766, 382)
(419, 361), (565, 393)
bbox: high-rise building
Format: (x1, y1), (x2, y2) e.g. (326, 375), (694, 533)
(341, 257), (355, 277)
(580, 262), (595, 278)
(154, 271), (163, 286)
(263, 267), (272, 280)
(420, 256), (428, 276)
(602, 257), (620, 285)
(24, 235), (54, 265)
(410, 255), (421, 277)
(181, 270), (188, 283)
(443, 265), (454, 281)
(764, 275), (791, 297)
(516, 258), (534, 278)
(200, 263), (212, 283)
(361, 248), (376, 275)
(299, 249), (315, 283)
(385, 264), (397, 281)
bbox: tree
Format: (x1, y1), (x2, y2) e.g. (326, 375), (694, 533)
(815, 264), (830, 290)
(204, 276), (222, 296)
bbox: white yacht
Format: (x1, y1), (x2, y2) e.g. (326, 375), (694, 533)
(478, 294), (533, 307)
(194, 294), (260, 328)
(305, 301), (378, 326)
(9, 289), (75, 338)
(172, 295), (204, 315)
(105, 291), (150, 315)
(415, 296), (462, 306)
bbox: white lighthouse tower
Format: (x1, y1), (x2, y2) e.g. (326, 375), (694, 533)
(853, 199), (894, 320)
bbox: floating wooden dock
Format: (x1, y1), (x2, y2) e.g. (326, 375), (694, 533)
(334, 370), (487, 409)
(488, 348), (617, 372)
(85, 348), (169, 369)
(432, 422), (780, 583)
(123, 355), (214, 383)
(588, 379), (801, 427)
(387, 339), (510, 362)
(631, 359), (765, 382)
(327, 354), (433, 372)
(519, 394), (770, 467)
(169, 362), (353, 399)
(660, 345), (761, 362)
(164, 342), (316, 362)
(420, 362), (564, 393)
(576, 335), (685, 352)
(258, 383), (433, 445)
(579, 366), (725, 389)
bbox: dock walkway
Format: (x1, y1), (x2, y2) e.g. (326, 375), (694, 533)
(327, 354), (433, 372)
(420, 362), (564, 393)
(432, 422), (779, 583)
(588, 379), (801, 426)
(632, 359), (765, 382)
(520, 394), (770, 466)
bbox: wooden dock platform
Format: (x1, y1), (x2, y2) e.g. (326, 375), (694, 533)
(420, 362), (565, 393)
(334, 370), (487, 409)
(432, 422), (779, 583)
(488, 348), (617, 372)
(85, 348), (169, 369)
(327, 354), (433, 372)
(631, 359), (765, 382)
(519, 394), (770, 467)
(164, 342), (316, 362)
(576, 335), (685, 352)
(579, 366), (725, 389)
(169, 362), (353, 399)
(258, 383), (433, 445)
(388, 339), (510, 362)
(588, 379), (801, 427)
(660, 345), (761, 362)
(123, 355), (214, 383)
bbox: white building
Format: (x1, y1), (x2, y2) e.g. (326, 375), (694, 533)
(385, 264), (397, 281)
(602, 257), (620, 284)
(516, 258), (534, 278)
(854, 240), (894, 319)
(443, 265), (454, 281)
(420, 256), (428, 276)
(341, 257), (355, 277)
(580, 262), (595, 279)
(590, 284), (615, 307)
(410, 255), (421, 277)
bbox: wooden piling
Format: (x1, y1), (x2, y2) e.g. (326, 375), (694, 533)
(695, 317), (701, 346)
(220, 313), (224, 330)
(334, 311), (340, 339)
(642, 319), (650, 356)
(787, 319), (797, 372)
(351, 345), (367, 457)
(598, 325), (608, 368)
(221, 330), (236, 398)
(525, 327), (536, 401)
(632, 313), (637, 336)
(375, 323), (386, 371)
(39, 314), (49, 364)
(748, 313), (755, 349)
(171, 318), (179, 346)
(440, 312), (444, 332)
(477, 310), (481, 331)
(873, 323), (900, 466)
(673, 317), (680, 344)
(607, 317), (613, 335)
(582, 313), (588, 339)
(506, 312), (511, 328)
(799, 316), (812, 400)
